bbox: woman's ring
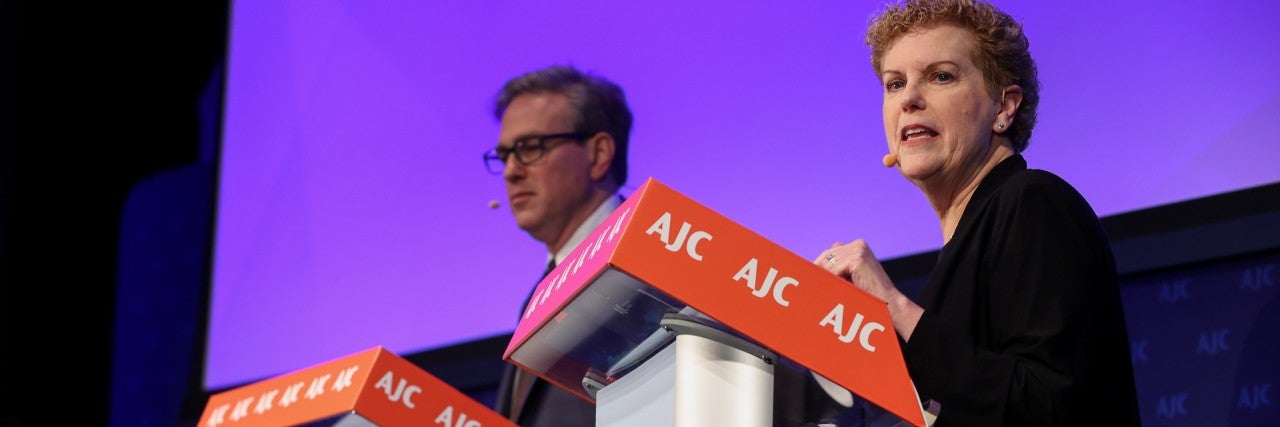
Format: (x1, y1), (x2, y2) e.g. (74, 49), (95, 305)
(824, 252), (836, 264)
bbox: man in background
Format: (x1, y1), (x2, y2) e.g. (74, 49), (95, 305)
(483, 64), (632, 427)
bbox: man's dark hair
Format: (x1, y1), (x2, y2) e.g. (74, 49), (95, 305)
(494, 65), (632, 186)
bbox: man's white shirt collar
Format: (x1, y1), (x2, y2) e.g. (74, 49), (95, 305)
(549, 194), (622, 266)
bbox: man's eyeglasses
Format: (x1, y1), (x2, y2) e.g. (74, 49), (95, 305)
(482, 132), (593, 175)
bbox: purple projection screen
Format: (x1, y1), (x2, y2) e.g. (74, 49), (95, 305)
(207, 0), (1280, 391)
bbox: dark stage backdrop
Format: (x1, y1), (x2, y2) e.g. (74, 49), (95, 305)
(1122, 250), (1280, 425)
(1105, 184), (1280, 425)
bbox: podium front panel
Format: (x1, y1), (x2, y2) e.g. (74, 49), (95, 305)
(504, 177), (927, 426)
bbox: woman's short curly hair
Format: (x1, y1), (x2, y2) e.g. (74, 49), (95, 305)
(866, 0), (1039, 152)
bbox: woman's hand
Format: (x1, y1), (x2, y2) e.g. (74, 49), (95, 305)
(815, 239), (896, 302)
(815, 239), (924, 340)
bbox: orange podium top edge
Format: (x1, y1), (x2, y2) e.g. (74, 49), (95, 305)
(198, 346), (515, 427)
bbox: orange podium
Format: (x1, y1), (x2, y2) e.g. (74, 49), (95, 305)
(504, 177), (928, 426)
(197, 346), (515, 427)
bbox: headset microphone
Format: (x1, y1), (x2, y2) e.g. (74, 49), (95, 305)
(882, 153), (898, 167)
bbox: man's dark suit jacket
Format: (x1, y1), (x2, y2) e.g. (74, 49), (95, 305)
(492, 262), (596, 427)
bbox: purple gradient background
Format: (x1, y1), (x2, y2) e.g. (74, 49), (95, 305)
(207, 0), (1280, 390)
